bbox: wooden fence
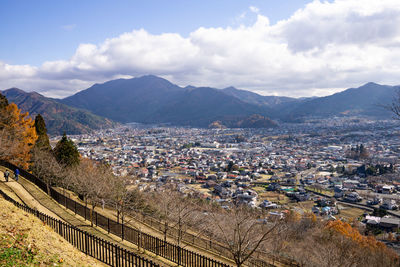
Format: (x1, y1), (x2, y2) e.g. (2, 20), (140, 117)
(0, 160), (232, 267)
(0, 188), (159, 267)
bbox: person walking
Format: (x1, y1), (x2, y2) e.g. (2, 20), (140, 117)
(4, 170), (9, 182)
(14, 168), (19, 181)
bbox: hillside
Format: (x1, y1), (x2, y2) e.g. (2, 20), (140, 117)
(0, 195), (105, 266)
(60, 76), (398, 127)
(4, 75), (393, 131)
(2, 88), (117, 135)
(283, 82), (396, 119)
(152, 87), (276, 127)
(61, 75), (185, 123)
(61, 76), (277, 127)
(221, 86), (298, 106)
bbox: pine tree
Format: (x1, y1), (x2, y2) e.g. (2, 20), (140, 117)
(0, 93), (9, 109)
(33, 114), (51, 151)
(53, 133), (80, 167)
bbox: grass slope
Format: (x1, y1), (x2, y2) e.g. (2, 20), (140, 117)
(0, 196), (105, 266)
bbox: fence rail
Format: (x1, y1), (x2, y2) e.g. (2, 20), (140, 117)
(0, 160), (232, 267)
(0, 189), (159, 267)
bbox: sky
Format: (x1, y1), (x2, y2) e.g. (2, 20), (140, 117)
(1, 0), (399, 98)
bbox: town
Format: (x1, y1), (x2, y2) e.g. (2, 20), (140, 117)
(56, 116), (400, 250)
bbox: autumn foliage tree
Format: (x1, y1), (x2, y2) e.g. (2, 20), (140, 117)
(280, 218), (399, 267)
(0, 95), (37, 169)
(325, 220), (398, 266)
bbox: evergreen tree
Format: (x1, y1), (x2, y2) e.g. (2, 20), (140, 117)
(53, 133), (80, 167)
(0, 93), (9, 109)
(33, 114), (51, 151)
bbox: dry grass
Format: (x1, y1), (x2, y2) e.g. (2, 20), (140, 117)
(258, 191), (290, 204)
(252, 186), (266, 193)
(0, 196), (106, 266)
(287, 201), (315, 211)
(337, 205), (365, 221)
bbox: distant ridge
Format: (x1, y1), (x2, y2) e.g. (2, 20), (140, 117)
(221, 86), (298, 106)
(5, 76), (397, 133)
(61, 75), (277, 127)
(61, 76), (396, 125)
(283, 82), (397, 119)
(2, 88), (117, 135)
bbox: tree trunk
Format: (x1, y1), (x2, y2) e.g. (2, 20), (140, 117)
(163, 221), (168, 243)
(46, 183), (51, 195)
(90, 202), (96, 227)
(177, 218), (182, 246)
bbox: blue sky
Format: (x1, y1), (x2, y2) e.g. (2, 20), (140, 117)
(0, 0), (399, 98)
(0, 0), (312, 66)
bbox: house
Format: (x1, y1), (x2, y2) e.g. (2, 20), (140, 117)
(380, 199), (398, 210)
(382, 185), (395, 194)
(344, 192), (362, 202)
(294, 192), (310, 201)
(334, 186), (343, 198)
(380, 217), (400, 231)
(267, 183), (280, 191)
(365, 215), (381, 226)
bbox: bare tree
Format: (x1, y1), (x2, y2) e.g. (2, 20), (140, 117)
(150, 188), (207, 247)
(0, 128), (19, 162)
(30, 147), (65, 194)
(207, 204), (278, 267)
(70, 159), (114, 226)
(109, 175), (150, 225)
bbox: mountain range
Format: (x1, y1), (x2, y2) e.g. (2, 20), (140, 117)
(2, 75), (398, 135)
(1, 88), (117, 135)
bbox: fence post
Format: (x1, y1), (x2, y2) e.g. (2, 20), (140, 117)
(115, 246), (120, 267)
(58, 220), (62, 235)
(85, 233), (88, 255)
(121, 220), (124, 241)
(178, 246), (181, 267)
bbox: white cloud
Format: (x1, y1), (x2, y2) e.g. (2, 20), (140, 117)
(1, 0), (400, 98)
(249, 6), (260, 14)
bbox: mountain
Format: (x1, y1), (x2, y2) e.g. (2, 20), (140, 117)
(284, 82), (396, 119)
(61, 75), (185, 123)
(61, 76), (277, 127)
(2, 88), (117, 135)
(221, 86), (298, 106)
(151, 87), (276, 126)
(59, 75), (399, 128)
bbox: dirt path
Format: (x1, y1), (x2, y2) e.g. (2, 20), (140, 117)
(0, 168), (172, 266)
(0, 180), (24, 205)
(0, 170), (62, 220)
